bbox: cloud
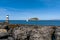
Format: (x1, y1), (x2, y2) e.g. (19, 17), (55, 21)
(0, 8), (35, 20)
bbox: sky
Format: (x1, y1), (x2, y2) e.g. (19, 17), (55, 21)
(0, 0), (60, 20)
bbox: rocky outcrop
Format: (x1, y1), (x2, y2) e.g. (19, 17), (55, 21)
(55, 27), (60, 40)
(12, 26), (55, 40)
(0, 24), (60, 40)
(28, 26), (54, 40)
(12, 26), (31, 40)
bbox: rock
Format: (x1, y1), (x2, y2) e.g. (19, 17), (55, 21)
(30, 29), (41, 40)
(12, 26), (55, 40)
(8, 37), (14, 40)
(0, 29), (8, 38)
(0, 25), (58, 40)
(12, 26), (28, 40)
(55, 27), (60, 40)
(0, 29), (7, 33)
(0, 39), (8, 40)
(30, 26), (54, 40)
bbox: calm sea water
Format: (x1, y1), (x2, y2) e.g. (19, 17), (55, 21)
(0, 20), (60, 26)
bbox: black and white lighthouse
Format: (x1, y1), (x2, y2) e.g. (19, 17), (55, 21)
(6, 15), (9, 23)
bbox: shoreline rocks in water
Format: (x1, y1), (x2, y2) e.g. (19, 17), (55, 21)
(0, 24), (60, 40)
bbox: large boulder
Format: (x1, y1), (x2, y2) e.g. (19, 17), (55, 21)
(30, 26), (54, 40)
(0, 29), (8, 38)
(12, 26), (28, 40)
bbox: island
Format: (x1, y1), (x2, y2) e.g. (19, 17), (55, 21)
(28, 17), (39, 21)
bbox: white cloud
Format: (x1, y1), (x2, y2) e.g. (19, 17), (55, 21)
(0, 8), (34, 20)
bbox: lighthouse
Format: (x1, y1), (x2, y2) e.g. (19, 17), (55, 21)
(6, 15), (9, 23)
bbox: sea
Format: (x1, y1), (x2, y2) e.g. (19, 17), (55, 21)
(0, 20), (60, 26)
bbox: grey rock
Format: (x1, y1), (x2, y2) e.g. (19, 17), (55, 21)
(8, 37), (14, 40)
(55, 27), (60, 40)
(0, 39), (8, 40)
(30, 26), (54, 40)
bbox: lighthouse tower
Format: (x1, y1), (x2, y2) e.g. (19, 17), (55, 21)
(6, 15), (9, 23)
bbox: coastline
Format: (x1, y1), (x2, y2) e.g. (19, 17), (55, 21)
(0, 23), (60, 40)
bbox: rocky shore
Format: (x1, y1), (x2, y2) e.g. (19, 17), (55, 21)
(0, 24), (60, 40)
